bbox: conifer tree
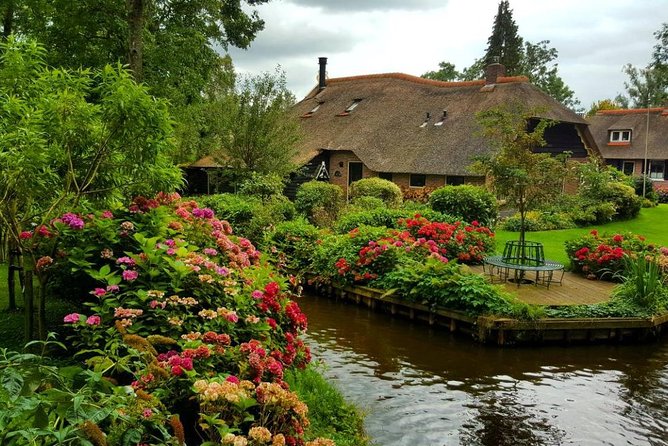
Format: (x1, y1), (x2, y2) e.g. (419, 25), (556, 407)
(484, 1), (523, 75)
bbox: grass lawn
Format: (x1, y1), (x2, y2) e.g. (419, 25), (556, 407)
(495, 204), (668, 265)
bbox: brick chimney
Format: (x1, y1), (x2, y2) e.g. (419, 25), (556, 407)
(485, 62), (506, 85)
(318, 57), (327, 91)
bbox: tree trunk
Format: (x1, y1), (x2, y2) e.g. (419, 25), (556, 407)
(2, 1), (13, 39)
(127, 0), (144, 82)
(37, 280), (47, 340)
(23, 270), (34, 342)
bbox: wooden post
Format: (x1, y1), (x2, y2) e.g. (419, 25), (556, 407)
(23, 270), (34, 341)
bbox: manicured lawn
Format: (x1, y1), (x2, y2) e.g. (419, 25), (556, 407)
(495, 204), (668, 265)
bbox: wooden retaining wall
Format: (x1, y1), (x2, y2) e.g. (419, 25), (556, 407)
(310, 283), (668, 346)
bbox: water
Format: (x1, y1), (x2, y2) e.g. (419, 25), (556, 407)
(297, 294), (668, 446)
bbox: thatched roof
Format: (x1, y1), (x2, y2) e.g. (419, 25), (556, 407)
(187, 156), (224, 169)
(588, 108), (668, 160)
(293, 72), (592, 176)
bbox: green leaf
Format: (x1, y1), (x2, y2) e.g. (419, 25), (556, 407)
(1, 368), (24, 401)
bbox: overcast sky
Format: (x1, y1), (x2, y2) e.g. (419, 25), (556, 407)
(227, 0), (667, 109)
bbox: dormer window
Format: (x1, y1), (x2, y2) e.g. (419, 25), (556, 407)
(609, 130), (631, 143)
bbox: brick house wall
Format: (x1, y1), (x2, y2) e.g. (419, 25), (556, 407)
(327, 150), (489, 198)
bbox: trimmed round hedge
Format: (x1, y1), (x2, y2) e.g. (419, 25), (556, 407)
(349, 177), (402, 207)
(429, 185), (497, 225)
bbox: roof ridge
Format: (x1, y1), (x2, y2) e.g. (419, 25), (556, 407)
(596, 107), (666, 115)
(326, 72), (529, 88)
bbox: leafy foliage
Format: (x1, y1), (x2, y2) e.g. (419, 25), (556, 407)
(263, 219), (321, 274)
(429, 185), (497, 226)
(348, 178), (403, 207)
(295, 181), (344, 227)
(471, 104), (568, 244)
(334, 207), (456, 234)
(483, 0), (523, 74)
(17, 193), (340, 445)
(211, 69), (302, 178)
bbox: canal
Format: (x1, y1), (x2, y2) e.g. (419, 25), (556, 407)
(297, 293), (668, 446)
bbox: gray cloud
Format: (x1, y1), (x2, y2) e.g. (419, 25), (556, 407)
(229, 26), (356, 60)
(286, 0), (445, 12)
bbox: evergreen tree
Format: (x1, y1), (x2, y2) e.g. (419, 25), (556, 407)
(484, 0), (523, 75)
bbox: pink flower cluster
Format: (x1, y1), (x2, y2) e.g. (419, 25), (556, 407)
(63, 313), (101, 325)
(59, 212), (85, 230)
(157, 350), (194, 376)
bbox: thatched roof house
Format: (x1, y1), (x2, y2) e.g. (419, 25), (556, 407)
(588, 108), (668, 185)
(293, 59), (599, 196)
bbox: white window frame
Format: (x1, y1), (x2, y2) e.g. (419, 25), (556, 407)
(622, 161), (635, 176)
(648, 160), (665, 180)
(609, 130), (631, 142)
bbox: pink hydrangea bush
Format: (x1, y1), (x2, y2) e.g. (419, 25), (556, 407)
(25, 193), (327, 446)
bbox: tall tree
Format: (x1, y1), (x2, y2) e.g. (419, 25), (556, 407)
(617, 23), (668, 108)
(2, 0), (272, 162)
(586, 98), (622, 117)
(484, 0), (523, 75)
(421, 61), (460, 82)
(422, 1), (580, 109)
(212, 68), (302, 179)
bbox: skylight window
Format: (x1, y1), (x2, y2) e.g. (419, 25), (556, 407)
(345, 99), (362, 112)
(301, 103), (322, 119)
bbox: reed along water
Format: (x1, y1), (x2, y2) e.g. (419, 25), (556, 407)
(297, 293), (668, 446)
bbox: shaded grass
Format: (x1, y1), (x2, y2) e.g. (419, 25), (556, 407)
(285, 364), (371, 446)
(495, 205), (668, 265)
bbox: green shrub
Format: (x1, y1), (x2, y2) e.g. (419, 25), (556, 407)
(633, 175), (659, 204)
(500, 210), (575, 231)
(334, 207), (456, 233)
(199, 193), (295, 243)
(612, 255), (668, 311)
(605, 182), (643, 220)
(657, 186), (668, 204)
(429, 185), (497, 225)
(349, 177), (402, 207)
(295, 181), (344, 226)
(375, 258), (537, 318)
(263, 218), (321, 273)
(238, 172), (286, 200)
(347, 196), (386, 211)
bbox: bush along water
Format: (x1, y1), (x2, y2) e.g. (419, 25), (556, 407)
(16, 193), (342, 446)
(300, 214), (538, 319)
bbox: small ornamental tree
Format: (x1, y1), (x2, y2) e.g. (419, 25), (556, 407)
(471, 104), (569, 246)
(0, 38), (181, 335)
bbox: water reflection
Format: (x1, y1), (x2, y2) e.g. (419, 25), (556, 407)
(297, 294), (668, 446)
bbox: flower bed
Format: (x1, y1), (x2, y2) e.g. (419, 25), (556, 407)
(18, 193), (335, 446)
(565, 230), (668, 280)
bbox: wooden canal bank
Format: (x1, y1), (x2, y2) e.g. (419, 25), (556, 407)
(307, 278), (668, 346)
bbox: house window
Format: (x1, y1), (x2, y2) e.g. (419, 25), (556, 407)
(648, 161), (665, 180)
(447, 175), (465, 186)
(609, 130), (631, 143)
(409, 174), (426, 188)
(348, 162), (363, 185)
(622, 161), (635, 176)
(379, 172), (393, 181)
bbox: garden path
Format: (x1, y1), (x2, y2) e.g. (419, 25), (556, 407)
(469, 266), (614, 306)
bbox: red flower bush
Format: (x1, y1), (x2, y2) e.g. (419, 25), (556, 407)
(566, 230), (665, 280)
